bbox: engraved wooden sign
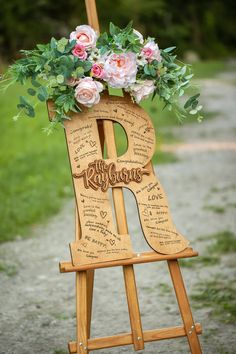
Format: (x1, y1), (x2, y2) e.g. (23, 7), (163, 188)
(50, 93), (189, 266)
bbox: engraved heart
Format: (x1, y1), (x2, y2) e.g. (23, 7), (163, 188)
(109, 239), (115, 246)
(113, 109), (117, 113)
(100, 211), (107, 219)
(142, 208), (149, 217)
(81, 242), (88, 248)
(89, 140), (96, 147)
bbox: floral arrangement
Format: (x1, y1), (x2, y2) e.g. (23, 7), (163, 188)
(3, 22), (202, 133)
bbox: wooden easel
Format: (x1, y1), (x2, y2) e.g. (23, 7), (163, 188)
(53, 1), (203, 353)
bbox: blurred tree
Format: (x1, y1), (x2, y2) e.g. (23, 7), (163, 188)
(0, 0), (235, 61)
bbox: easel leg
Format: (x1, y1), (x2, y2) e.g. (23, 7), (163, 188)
(168, 260), (202, 354)
(76, 271), (88, 354)
(123, 265), (145, 351)
(86, 270), (94, 339)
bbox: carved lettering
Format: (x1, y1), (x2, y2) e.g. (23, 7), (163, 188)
(73, 159), (149, 192)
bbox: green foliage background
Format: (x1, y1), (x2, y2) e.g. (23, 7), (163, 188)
(0, 0), (236, 62)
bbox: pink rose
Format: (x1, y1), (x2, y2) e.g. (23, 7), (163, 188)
(67, 77), (80, 87)
(70, 25), (97, 50)
(74, 77), (103, 107)
(104, 52), (137, 88)
(142, 40), (161, 62)
(142, 47), (153, 59)
(130, 80), (155, 103)
(91, 63), (105, 79)
(72, 44), (87, 60)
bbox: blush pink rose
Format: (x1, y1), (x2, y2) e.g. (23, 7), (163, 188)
(130, 80), (155, 103)
(103, 52), (137, 88)
(142, 40), (161, 62)
(74, 77), (103, 107)
(67, 77), (80, 87)
(91, 63), (105, 79)
(70, 25), (97, 49)
(72, 44), (87, 60)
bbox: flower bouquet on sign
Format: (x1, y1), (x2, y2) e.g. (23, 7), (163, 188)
(2, 22), (202, 133)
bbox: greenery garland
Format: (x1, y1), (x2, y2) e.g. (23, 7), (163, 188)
(2, 22), (202, 133)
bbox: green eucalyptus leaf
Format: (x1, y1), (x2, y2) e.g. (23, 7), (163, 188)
(144, 64), (150, 76)
(27, 88), (36, 96)
(149, 65), (157, 77)
(27, 107), (35, 117)
(184, 93), (200, 109)
(185, 74), (194, 80)
(37, 93), (46, 102)
(76, 67), (85, 77)
(109, 22), (117, 35)
(123, 21), (133, 34)
(38, 86), (48, 100)
(58, 37), (68, 46)
(163, 46), (176, 53)
(19, 95), (30, 106)
(18, 96), (35, 117)
(192, 100), (198, 109)
(191, 93), (200, 100)
(36, 44), (47, 51)
(100, 46), (109, 55)
(57, 74), (64, 84)
(82, 61), (92, 72)
(31, 78), (41, 88)
(48, 76), (57, 86)
(17, 103), (25, 109)
(190, 109), (198, 115)
(50, 37), (57, 49)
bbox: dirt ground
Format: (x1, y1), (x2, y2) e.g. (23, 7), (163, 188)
(0, 71), (236, 354)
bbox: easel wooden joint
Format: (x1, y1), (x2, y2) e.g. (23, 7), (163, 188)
(48, 1), (203, 353)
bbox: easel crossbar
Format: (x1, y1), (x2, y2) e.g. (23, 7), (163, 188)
(60, 248), (198, 273)
(68, 323), (202, 352)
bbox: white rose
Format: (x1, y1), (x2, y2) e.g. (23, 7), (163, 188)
(69, 25), (97, 49)
(133, 29), (144, 44)
(130, 80), (155, 103)
(104, 52), (137, 88)
(75, 77), (103, 107)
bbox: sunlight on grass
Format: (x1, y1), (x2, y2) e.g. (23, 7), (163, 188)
(0, 83), (73, 243)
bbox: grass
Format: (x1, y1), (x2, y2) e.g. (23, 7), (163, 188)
(207, 230), (236, 254)
(158, 282), (172, 294)
(0, 261), (18, 276)
(0, 83), (73, 243)
(141, 282), (172, 295)
(203, 205), (226, 214)
(186, 230), (236, 268)
(191, 278), (236, 324)
(191, 60), (228, 79)
(51, 312), (69, 320)
(180, 255), (220, 268)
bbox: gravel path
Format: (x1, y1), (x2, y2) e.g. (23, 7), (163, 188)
(0, 71), (236, 354)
